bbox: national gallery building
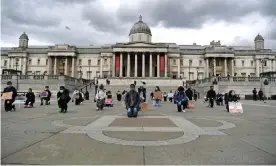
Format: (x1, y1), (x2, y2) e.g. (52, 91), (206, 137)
(1, 16), (276, 80)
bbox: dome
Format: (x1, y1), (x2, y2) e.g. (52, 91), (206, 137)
(19, 32), (29, 40)
(254, 34), (264, 41)
(129, 15), (152, 36)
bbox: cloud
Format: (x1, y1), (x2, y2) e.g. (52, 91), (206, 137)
(1, 0), (276, 49)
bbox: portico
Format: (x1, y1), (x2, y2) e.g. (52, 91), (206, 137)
(111, 51), (168, 78)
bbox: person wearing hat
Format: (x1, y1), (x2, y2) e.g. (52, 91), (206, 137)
(40, 86), (51, 105)
(206, 85), (216, 108)
(24, 88), (35, 108)
(3, 81), (17, 111)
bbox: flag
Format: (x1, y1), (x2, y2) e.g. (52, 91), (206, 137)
(65, 26), (71, 30)
(160, 55), (165, 71)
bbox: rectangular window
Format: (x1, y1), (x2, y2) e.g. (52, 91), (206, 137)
(46, 59), (48, 65)
(199, 60), (202, 66)
(241, 72), (246, 76)
(180, 60), (183, 66)
(35, 71), (41, 75)
(189, 60), (193, 66)
(78, 59), (82, 65)
(242, 60), (245, 67)
(251, 60), (254, 67)
(173, 59), (176, 65)
(97, 59), (100, 65)
(104, 58), (107, 65)
(234, 60), (236, 66)
(4, 60), (7, 66)
(28, 59), (32, 65)
(37, 59), (40, 65)
(264, 61), (267, 66)
(216, 60), (219, 66)
(88, 59), (91, 65)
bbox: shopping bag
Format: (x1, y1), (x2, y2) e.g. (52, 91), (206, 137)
(187, 101), (195, 109)
(58, 108), (62, 113)
(229, 102), (243, 113)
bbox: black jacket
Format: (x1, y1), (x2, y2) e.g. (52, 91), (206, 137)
(3, 86), (17, 100)
(253, 89), (257, 95)
(45, 89), (52, 98)
(185, 89), (193, 99)
(207, 90), (216, 99)
(57, 89), (70, 101)
(228, 94), (238, 102)
(26, 92), (35, 102)
(258, 90), (264, 97)
(125, 89), (140, 108)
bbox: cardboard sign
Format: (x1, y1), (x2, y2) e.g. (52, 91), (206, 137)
(1, 92), (13, 100)
(105, 98), (112, 104)
(153, 91), (162, 100)
(168, 93), (174, 98)
(140, 102), (148, 112)
(229, 102), (243, 113)
(40, 91), (48, 97)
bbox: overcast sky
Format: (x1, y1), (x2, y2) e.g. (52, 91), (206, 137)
(1, 0), (276, 48)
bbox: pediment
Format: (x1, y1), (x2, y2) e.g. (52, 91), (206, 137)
(116, 42), (157, 47)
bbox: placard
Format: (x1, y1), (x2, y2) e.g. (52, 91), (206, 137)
(153, 91), (162, 100)
(0, 92), (13, 100)
(140, 102), (148, 112)
(229, 102), (243, 113)
(40, 91), (48, 97)
(168, 92), (174, 98)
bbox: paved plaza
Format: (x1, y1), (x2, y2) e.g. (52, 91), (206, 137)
(1, 99), (276, 165)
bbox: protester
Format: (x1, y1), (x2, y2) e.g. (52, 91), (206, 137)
(116, 91), (122, 101)
(24, 88), (35, 108)
(252, 88), (257, 101)
(72, 89), (84, 105)
(95, 84), (106, 111)
(193, 89), (198, 101)
(85, 91), (89, 100)
(185, 87), (193, 100)
(174, 86), (188, 112)
(125, 84), (140, 117)
(153, 86), (162, 106)
(40, 86), (51, 105)
(258, 88), (265, 103)
(216, 92), (223, 106)
(163, 92), (168, 102)
(168, 90), (174, 102)
(57, 86), (70, 113)
(3, 81), (17, 111)
(206, 86), (216, 108)
(226, 90), (239, 112)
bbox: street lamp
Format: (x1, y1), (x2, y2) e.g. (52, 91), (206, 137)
(79, 66), (83, 79)
(189, 60), (192, 80)
(88, 60), (91, 80)
(15, 61), (19, 90)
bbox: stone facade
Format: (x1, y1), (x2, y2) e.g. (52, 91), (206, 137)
(1, 16), (276, 80)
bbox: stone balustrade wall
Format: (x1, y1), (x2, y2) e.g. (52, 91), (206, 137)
(1, 75), (84, 92)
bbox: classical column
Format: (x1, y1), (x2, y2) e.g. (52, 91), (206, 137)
(164, 53), (167, 77)
(149, 53), (152, 77)
(127, 52), (130, 77)
(256, 59), (260, 76)
(213, 58), (216, 76)
(142, 52), (145, 77)
(224, 58), (227, 76)
(119, 52), (123, 77)
(65, 57), (68, 75)
(47, 57), (51, 75)
(100, 57), (103, 77)
(177, 58), (181, 78)
(54, 56), (57, 75)
(71, 57), (75, 77)
(231, 58), (234, 76)
(112, 54), (115, 77)
(270, 60), (273, 71)
(157, 53), (160, 77)
(135, 53), (138, 77)
(206, 58), (209, 78)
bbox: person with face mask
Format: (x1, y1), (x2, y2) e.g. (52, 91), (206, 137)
(206, 86), (216, 108)
(57, 86), (70, 113)
(24, 88), (35, 108)
(153, 86), (162, 106)
(40, 86), (51, 105)
(3, 81), (17, 111)
(72, 89), (83, 105)
(125, 84), (140, 117)
(95, 84), (106, 110)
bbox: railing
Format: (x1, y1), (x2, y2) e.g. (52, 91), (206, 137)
(197, 76), (276, 84)
(1, 75), (78, 81)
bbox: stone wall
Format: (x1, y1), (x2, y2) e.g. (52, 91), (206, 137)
(196, 76), (276, 98)
(97, 78), (184, 86)
(1, 75), (84, 92)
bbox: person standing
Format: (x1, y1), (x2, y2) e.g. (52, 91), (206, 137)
(252, 88), (257, 101)
(258, 88), (265, 103)
(185, 87), (193, 101)
(57, 86), (70, 113)
(3, 81), (17, 111)
(206, 86), (216, 108)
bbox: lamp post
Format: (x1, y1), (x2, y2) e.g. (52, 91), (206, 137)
(79, 66), (83, 79)
(88, 61), (91, 80)
(15, 61), (19, 90)
(189, 60), (192, 81)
